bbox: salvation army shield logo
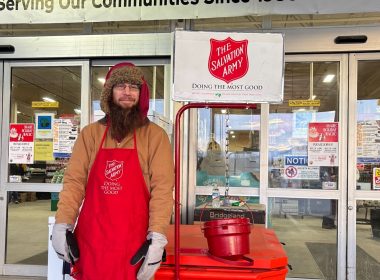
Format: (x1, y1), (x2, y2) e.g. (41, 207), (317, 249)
(208, 37), (249, 84)
(104, 160), (124, 181)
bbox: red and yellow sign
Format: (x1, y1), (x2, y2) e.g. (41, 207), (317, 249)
(373, 168), (380, 190)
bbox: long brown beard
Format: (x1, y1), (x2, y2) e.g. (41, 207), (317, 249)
(108, 101), (148, 142)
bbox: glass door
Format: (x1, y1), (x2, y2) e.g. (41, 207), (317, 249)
(266, 54), (348, 280)
(347, 53), (380, 280)
(187, 53), (349, 279)
(0, 60), (90, 277)
(186, 53), (380, 279)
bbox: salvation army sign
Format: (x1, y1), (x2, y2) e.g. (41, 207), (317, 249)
(173, 30), (284, 103)
(208, 38), (249, 84)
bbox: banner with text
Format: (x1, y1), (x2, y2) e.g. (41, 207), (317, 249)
(173, 30), (284, 103)
(1, 0), (380, 24)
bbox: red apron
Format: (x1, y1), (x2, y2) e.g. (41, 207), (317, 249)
(73, 126), (149, 280)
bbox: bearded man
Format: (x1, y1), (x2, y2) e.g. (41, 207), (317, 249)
(51, 62), (174, 280)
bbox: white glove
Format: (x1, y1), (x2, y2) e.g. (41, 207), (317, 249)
(52, 223), (77, 263)
(137, 232), (167, 280)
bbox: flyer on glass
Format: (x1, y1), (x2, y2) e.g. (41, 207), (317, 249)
(9, 123), (35, 164)
(308, 122), (339, 167)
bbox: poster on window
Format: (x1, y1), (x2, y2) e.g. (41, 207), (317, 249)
(373, 168), (380, 190)
(34, 141), (54, 161)
(9, 123), (34, 164)
(308, 122), (339, 167)
(35, 113), (54, 139)
(53, 118), (79, 158)
(292, 110), (316, 138)
(357, 120), (380, 159)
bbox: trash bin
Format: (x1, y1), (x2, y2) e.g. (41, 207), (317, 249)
(51, 192), (59, 211)
(155, 225), (288, 280)
(370, 208), (380, 238)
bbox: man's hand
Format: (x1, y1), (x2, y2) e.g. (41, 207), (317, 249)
(51, 223), (77, 264)
(137, 232), (167, 280)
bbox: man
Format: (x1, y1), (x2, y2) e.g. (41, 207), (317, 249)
(52, 62), (174, 280)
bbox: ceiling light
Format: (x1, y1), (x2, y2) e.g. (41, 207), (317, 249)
(312, 95), (317, 100)
(230, 131), (234, 134)
(17, 111), (21, 114)
(221, 109), (227, 114)
(74, 108), (81, 114)
(42, 97), (56, 102)
(232, 135), (236, 138)
(269, 118), (284, 125)
(323, 74), (335, 83)
(98, 78), (105, 84)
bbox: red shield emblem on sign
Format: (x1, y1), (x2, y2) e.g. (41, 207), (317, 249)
(208, 37), (249, 84)
(104, 160), (124, 181)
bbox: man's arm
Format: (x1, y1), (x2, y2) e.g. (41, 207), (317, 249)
(147, 126), (175, 236)
(55, 125), (94, 225)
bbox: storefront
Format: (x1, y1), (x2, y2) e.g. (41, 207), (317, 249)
(0, 2), (380, 280)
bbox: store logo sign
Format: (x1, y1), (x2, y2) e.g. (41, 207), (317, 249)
(104, 160), (124, 181)
(208, 37), (249, 84)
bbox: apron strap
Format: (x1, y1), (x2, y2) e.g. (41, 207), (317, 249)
(99, 124), (109, 149)
(133, 130), (137, 149)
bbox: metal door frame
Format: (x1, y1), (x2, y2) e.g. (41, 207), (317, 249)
(347, 52), (380, 280)
(0, 57), (173, 277)
(0, 59), (90, 277)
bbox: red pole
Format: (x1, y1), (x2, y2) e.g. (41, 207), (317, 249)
(174, 103), (257, 280)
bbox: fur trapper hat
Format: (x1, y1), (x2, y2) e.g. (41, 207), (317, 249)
(100, 62), (150, 119)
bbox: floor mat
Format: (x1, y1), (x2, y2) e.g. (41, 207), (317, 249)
(306, 242), (380, 280)
(16, 251), (47, 265)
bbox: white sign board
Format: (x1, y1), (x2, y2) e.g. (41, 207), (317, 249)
(1, 1), (380, 24)
(173, 31), (284, 103)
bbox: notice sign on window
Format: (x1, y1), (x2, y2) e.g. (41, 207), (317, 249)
(283, 155), (320, 180)
(34, 141), (54, 161)
(308, 122), (339, 167)
(53, 119), (79, 158)
(283, 166), (320, 180)
(9, 123), (34, 164)
(173, 31), (284, 103)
